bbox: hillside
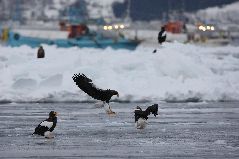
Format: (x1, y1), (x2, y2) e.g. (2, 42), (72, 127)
(195, 2), (239, 24)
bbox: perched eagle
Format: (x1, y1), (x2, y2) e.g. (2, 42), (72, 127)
(33, 111), (58, 138)
(158, 26), (167, 44)
(134, 104), (158, 129)
(72, 73), (119, 115)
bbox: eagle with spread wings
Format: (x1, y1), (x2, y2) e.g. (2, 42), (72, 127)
(72, 73), (119, 114)
(134, 104), (158, 129)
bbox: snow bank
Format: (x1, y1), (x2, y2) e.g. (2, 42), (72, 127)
(0, 42), (239, 103)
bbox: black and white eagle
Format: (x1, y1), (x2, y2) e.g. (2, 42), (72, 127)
(33, 111), (58, 138)
(72, 73), (119, 115)
(158, 26), (167, 44)
(134, 104), (158, 129)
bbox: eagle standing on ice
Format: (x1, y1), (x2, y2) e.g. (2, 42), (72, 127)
(33, 111), (58, 138)
(72, 73), (119, 115)
(134, 104), (158, 129)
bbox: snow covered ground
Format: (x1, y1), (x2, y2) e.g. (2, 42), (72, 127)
(0, 42), (239, 103)
(0, 102), (239, 158)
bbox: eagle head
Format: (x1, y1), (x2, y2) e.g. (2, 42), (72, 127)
(108, 90), (119, 98)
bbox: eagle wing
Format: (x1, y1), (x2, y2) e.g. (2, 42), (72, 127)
(72, 73), (104, 101)
(134, 104), (158, 122)
(145, 104), (158, 117)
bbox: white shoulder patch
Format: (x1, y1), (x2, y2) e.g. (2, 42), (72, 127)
(162, 31), (167, 37)
(40, 121), (53, 128)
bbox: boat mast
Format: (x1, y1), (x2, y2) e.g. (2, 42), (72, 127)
(125, 0), (131, 23)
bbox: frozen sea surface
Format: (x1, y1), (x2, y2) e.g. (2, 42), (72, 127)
(0, 102), (239, 158)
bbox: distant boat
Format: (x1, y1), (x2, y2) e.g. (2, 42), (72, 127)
(5, 24), (140, 50)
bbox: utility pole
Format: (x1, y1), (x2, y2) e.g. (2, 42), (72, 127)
(180, 0), (185, 21)
(167, 0), (171, 21)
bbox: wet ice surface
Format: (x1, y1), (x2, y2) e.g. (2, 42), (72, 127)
(0, 102), (239, 158)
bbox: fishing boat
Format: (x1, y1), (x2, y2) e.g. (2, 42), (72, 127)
(5, 23), (140, 50)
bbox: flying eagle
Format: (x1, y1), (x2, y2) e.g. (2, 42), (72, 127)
(72, 73), (119, 115)
(134, 104), (158, 129)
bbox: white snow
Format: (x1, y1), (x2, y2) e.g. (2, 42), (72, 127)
(0, 42), (239, 103)
(86, 0), (125, 19)
(19, 0), (77, 20)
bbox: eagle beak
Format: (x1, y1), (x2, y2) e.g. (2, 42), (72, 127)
(54, 112), (58, 116)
